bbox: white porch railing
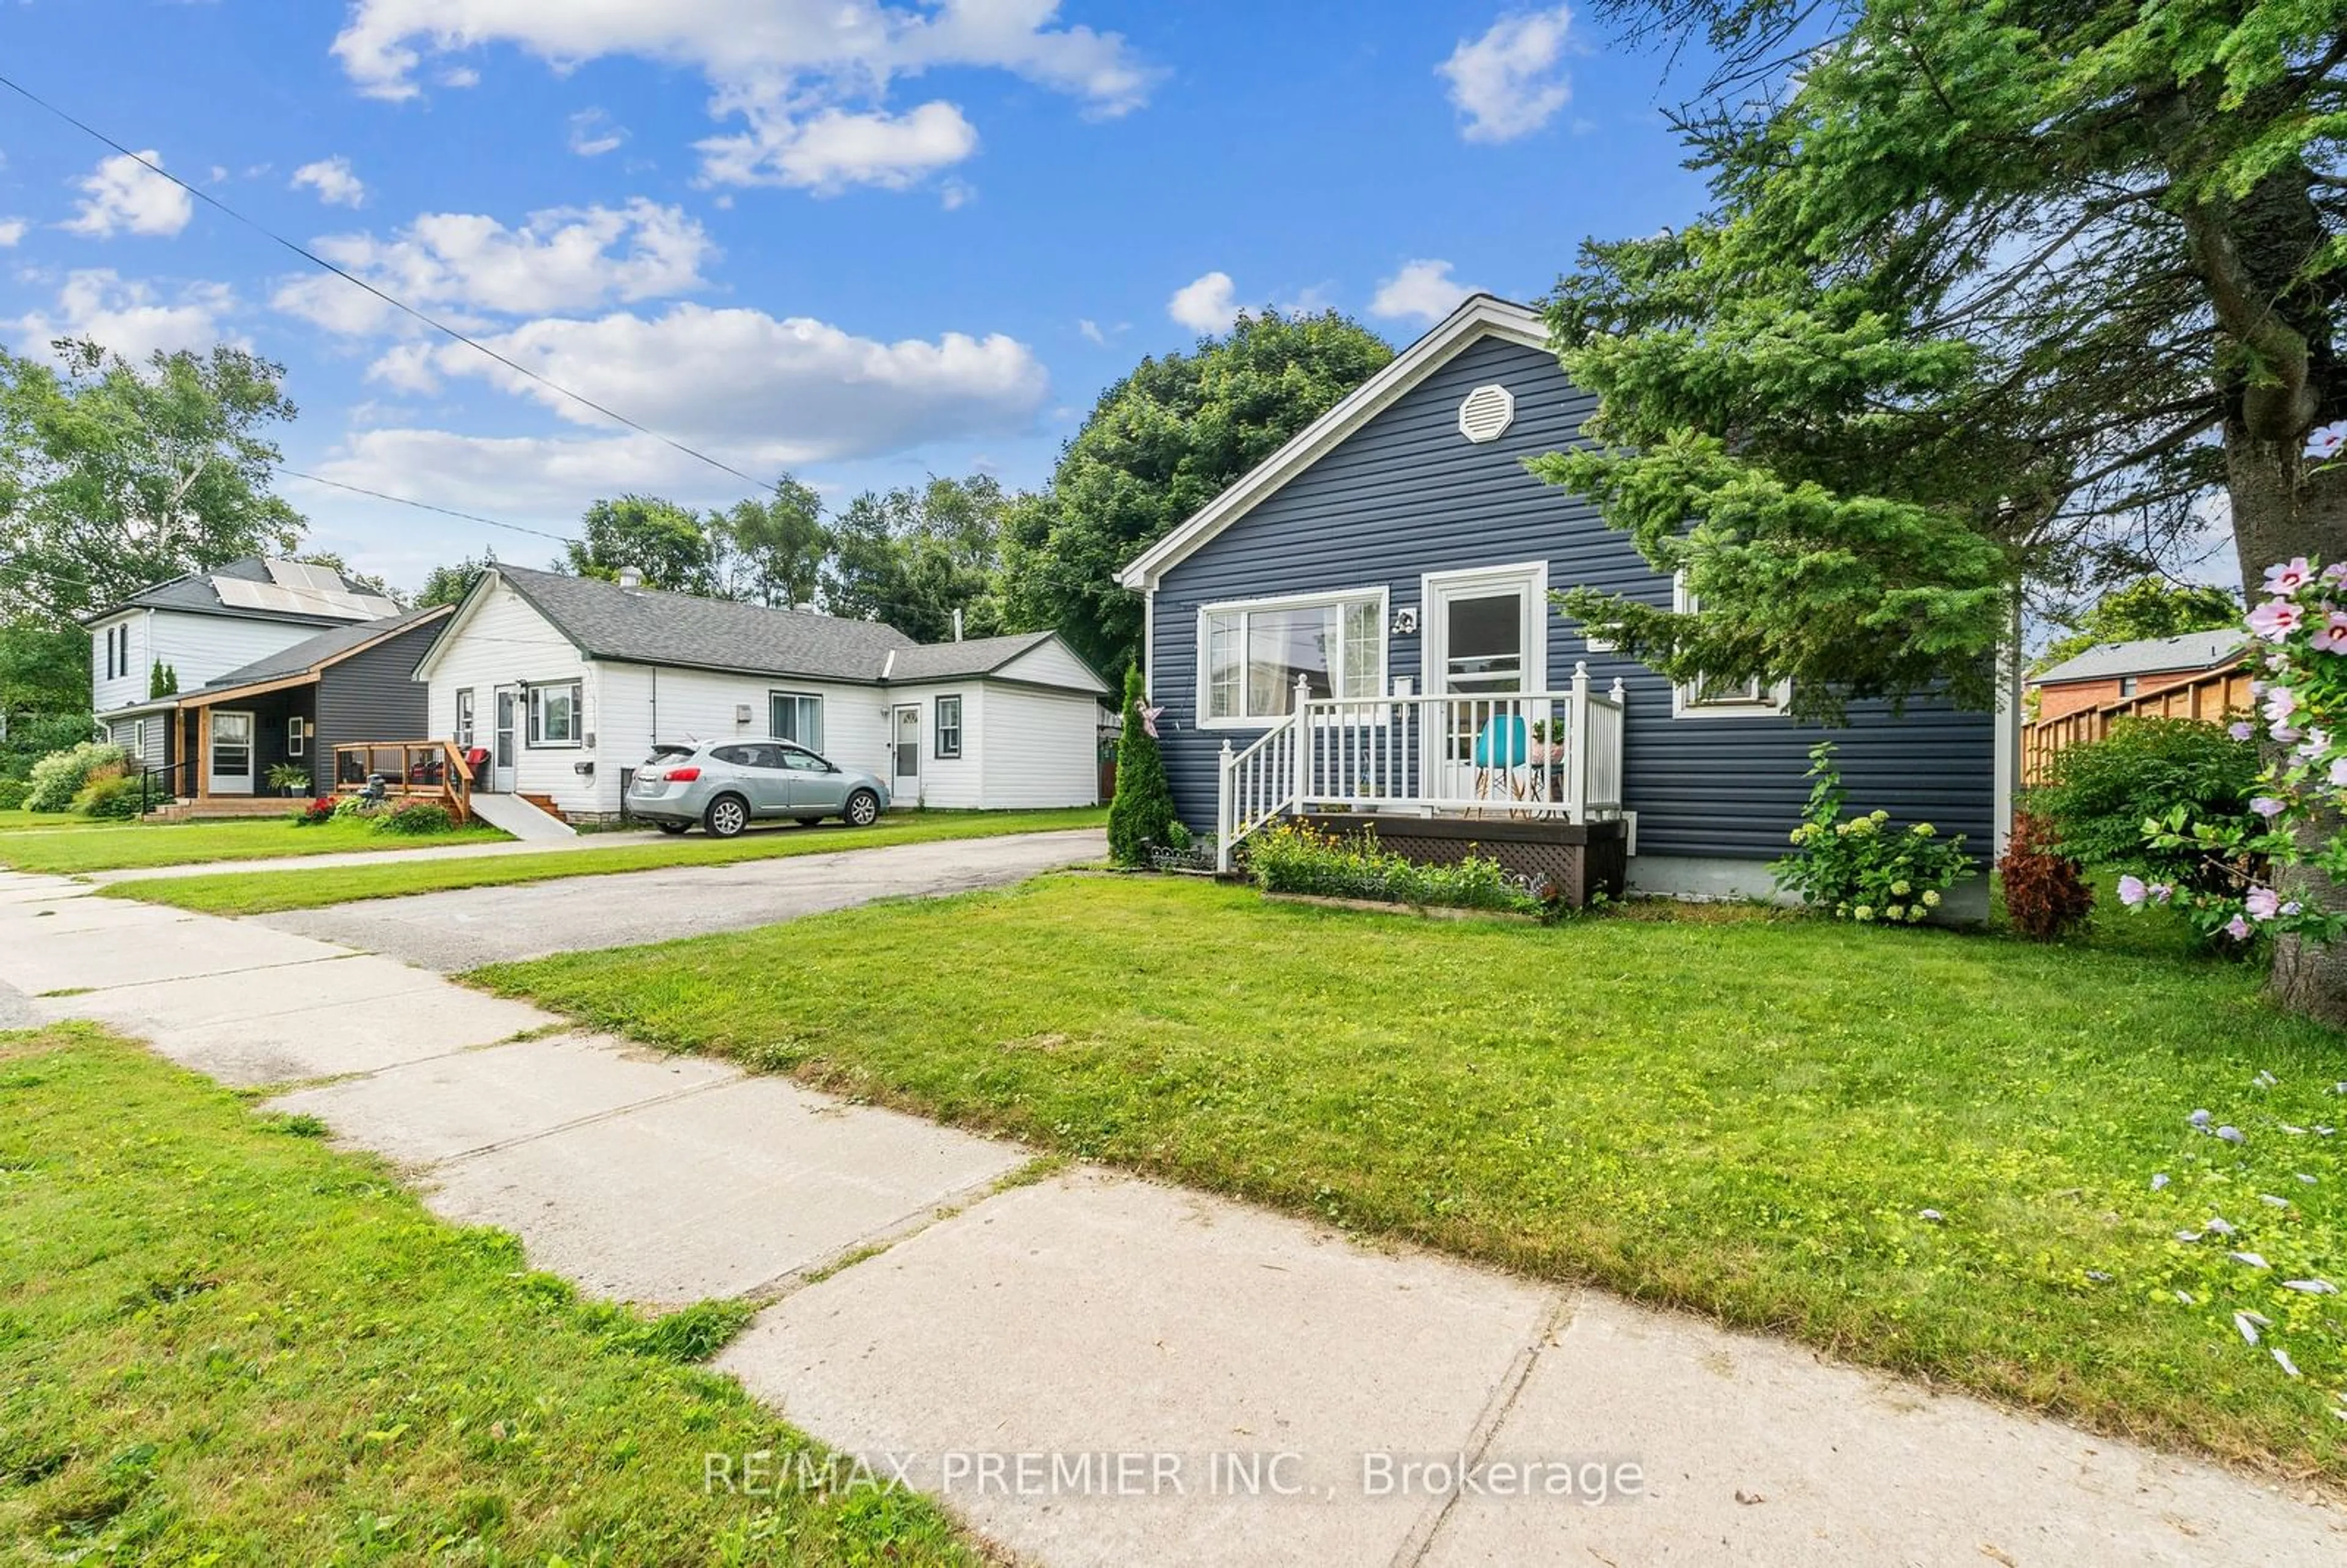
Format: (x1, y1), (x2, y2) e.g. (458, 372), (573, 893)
(1214, 661), (1627, 872)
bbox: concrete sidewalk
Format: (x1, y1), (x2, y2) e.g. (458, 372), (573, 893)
(2, 866), (2341, 1566)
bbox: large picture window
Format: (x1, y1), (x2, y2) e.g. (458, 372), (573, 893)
(770, 691), (825, 753)
(527, 681), (582, 747)
(1200, 591), (1386, 724)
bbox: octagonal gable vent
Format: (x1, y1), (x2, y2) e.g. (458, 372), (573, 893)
(1458, 383), (1515, 444)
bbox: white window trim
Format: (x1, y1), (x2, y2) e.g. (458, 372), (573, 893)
(935, 694), (963, 759)
(1194, 585), (1390, 731)
(769, 690), (826, 755)
(527, 680), (583, 748)
(1669, 574), (1791, 719)
(1420, 561), (1550, 697)
(454, 687), (475, 750)
(287, 716), (306, 758)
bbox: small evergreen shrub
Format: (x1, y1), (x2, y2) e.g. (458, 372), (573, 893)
(1771, 742), (1974, 923)
(374, 802), (456, 836)
(24, 741), (129, 813)
(72, 771), (145, 820)
(0, 779), (26, 811)
(1246, 822), (1545, 915)
(1997, 810), (2095, 940)
(2030, 717), (2258, 893)
(1106, 665), (1178, 866)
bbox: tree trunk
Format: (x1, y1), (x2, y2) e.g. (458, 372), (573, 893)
(2226, 433), (2347, 1022)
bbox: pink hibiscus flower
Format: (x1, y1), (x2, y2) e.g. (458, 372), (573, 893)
(2250, 599), (2307, 640)
(2266, 558), (2315, 595)
(2247, 886), (2283, 921)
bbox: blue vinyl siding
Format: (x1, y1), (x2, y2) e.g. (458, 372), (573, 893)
(1148, 334), (1994, 862)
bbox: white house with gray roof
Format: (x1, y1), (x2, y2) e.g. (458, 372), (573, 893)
(411, 565), (1110, 820)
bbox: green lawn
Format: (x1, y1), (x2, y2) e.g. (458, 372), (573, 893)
(0, 816), (511, 875)
(105, 807), (1109, 915)
(477, 874), (2347, 1489)
(0, 812), (110, 834)
(0, 1023), (975, 1566)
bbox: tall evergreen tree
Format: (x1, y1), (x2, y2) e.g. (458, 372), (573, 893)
(1107, 666), (1177, 866)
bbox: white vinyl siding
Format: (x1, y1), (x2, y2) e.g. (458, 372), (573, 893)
(769, 691), (825, 752)
(92, 609), (326, 719)
(422, 579), (595, 804)
(976, 684), (1103, 807)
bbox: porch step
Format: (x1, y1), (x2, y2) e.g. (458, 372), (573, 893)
(518, 793), (570, 824)
(469, 792), (578, 843)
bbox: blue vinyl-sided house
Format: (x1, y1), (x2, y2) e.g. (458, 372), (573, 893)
(1117, 296), (2015, 909)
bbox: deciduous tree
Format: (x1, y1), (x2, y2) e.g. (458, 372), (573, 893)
(1005, 311), (1395, 675)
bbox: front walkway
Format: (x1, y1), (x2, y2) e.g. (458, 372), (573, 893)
(0, 863), (2339, 1566)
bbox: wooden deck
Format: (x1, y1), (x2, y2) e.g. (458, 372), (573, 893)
(330, 741), (476, 824)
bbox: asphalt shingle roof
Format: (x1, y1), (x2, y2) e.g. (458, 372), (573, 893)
(2032, 628), (2247, 687)
(885, 631), (1059, 681)
(497, 564), (919, 683)
(182, 606), (452, 698)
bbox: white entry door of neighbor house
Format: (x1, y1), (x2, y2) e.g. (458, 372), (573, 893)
(1421, 564), (1547, 804)
(492, 685), (518, 793)
(208, 710), (255, 796)
(892, 703), (921, 803)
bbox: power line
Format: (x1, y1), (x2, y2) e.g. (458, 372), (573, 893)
(0, 70), (782, 498)
(277, 469), (579, 546)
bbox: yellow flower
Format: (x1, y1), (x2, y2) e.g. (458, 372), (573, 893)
(1854, 904), (1876, 921)
(1922, 889), (1942, 907)
(1891, 880), (1911, 896)
(1886, 905), (1906, 921)
(1912, 822), (1936, 838)
(1907, 906), (1926, 922)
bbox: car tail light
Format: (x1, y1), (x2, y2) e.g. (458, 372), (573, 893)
(663, 766), (700, 782)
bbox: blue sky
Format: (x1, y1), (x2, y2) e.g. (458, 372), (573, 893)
(0, 2), (1714, 593)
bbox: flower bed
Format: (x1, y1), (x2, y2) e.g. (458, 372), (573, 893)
(1244, 821), (1551, 917)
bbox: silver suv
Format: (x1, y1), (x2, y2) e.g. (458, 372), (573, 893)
(628, 739), (889, 837)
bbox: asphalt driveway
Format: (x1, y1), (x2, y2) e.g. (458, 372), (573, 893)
(255, 827), (1104, 970)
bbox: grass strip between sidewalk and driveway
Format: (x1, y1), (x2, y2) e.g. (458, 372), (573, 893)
(0, 1023), (977, 1566)
(98, 807), (1109, 915)
(0, 816), (510, 875)
(474, 873), (2347, 1493)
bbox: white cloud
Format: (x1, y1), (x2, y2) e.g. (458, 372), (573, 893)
(567, 108), (628, 158)
(290, 156), (368, 208)
(271, 199), (717, 334)
(367, 302), (1051, 464)
(1169, 271), (1240, 334)
(1371, 259), (1480, 324)
(303, 428), (746, 520)
(1078, 318), (1106, 346)
(697, 101), (977, 192)
(0, 219), (26, 248)
(1439, 7), (1574, 144)
(331, 1), (1157, 192)
(61, 150), (194, 238)
(12, 270), (237, 361)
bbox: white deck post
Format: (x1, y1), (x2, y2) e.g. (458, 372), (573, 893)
(1566, 661), (1591, 823)
(1291, 674), (1312, 814)
(1216, 738), (1235, 874)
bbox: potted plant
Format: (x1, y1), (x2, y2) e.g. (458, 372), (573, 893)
(266, 763), (314, 797)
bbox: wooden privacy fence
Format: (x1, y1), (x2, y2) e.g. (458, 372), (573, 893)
(2022, 662), (2252, 784)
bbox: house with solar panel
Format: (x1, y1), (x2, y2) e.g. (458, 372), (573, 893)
(83, 557), (449, 810)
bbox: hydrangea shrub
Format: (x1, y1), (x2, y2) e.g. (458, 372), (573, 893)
(1771, 742), (1974, 923)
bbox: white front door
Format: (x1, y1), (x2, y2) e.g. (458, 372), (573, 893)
(892, 704), (921, 802)
(208, 710), (255, 796)
(1422, 565), (1546, 804)
(492, 686), (518, 793)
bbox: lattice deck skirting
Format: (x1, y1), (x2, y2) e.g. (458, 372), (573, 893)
(1292, 813), (1629, 908)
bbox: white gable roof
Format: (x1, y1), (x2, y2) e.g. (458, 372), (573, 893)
(1115, 295), (1551, 592)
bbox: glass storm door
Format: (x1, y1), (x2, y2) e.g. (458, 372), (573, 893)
(208, 710), (255, 795)
(892, 705), (921, 801)
(493, 686), (518, 792)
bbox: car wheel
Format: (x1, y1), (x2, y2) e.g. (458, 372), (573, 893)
(796, 816), (825, 827)
(703, 794), (750, 839)
(655, 821), (689, 836)
(843, 789), (880, 827)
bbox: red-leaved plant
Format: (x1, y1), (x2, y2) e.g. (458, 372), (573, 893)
(1999, 810), (2094, 940)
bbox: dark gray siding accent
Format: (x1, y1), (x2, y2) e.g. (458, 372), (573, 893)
(309, 621), (441, 795)
(1150, 334), (1994, 862)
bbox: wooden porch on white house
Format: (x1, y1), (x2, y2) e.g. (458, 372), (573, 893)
(1215, 661), (1628, 872)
